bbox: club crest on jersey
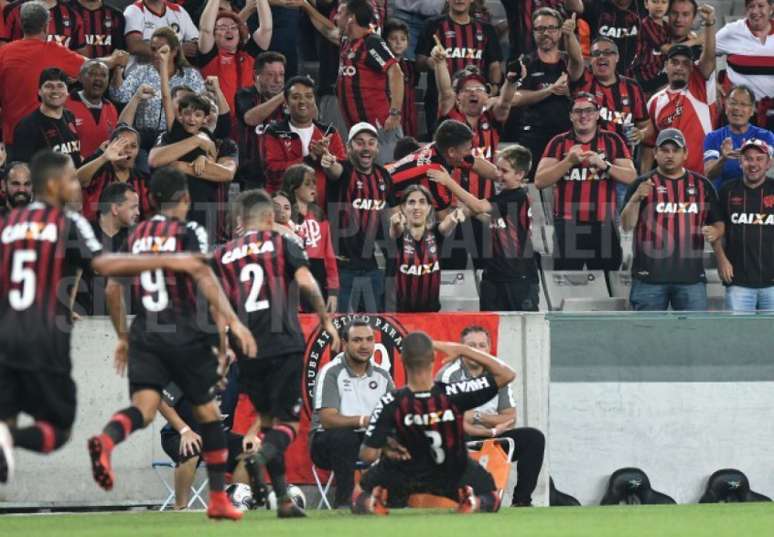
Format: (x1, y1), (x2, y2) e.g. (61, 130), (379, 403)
(304, 315), (408, 414)
(729, 196), (744, 206)
(763, 195), (774, 209)
(476, 32), (484, 41)
(444, 31), (456, 39)
(656, 202), (699, 214)
(132, 236), (178, 254)
(657, 186), (668, 193)
(687, 186), (697, 196)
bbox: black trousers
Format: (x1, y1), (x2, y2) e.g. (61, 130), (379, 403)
(310, 429), (364, 508)
(470, 427), (545, 505)
(359, 457), (495, 507)
(553, 220), (622, 272)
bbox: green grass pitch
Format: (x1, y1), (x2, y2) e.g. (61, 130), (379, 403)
(1, 503), (772, 537)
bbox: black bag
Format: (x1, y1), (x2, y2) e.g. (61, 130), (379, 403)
(600, 468), (676, 505)
(699, 469), (771, 503)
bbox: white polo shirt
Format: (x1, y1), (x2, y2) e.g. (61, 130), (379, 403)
(716, 18), (774, 100)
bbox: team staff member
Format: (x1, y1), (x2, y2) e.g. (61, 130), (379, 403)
(322, 123), (394, 313)
(715, 139), (774, 312)
(354, 333), (516, 515)
(622, 128), (724, 311)
(66, 60), (119, 160)
(0, 2), (128, 146)
(536, 93), (636, 271)
(415, 0), (502, 135)
(436, 326), (545, 507)
(12, 68), (83, 166)
(311, 320), (394, 509)
(430, 145), (540, 311)
(387, 185), (464, 312)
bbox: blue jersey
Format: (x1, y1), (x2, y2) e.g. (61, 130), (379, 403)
(703, 124), (774, 189)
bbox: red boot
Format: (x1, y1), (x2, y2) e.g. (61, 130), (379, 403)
(207, 490), (243, 521)
(87, 435), (115, 491)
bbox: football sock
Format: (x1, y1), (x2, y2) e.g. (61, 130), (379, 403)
(101, 406), (144, 449)
(200, 421), (228, 492)
(253, 425), (295, 465)
(11, 421), (69, 453)
(266, 457), (288, 499)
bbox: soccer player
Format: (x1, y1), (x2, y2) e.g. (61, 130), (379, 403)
(211, 189), (340, 517)
(87, 167), (257, 521)
(353, 331), (516, 514)
(0, 151), (212, 484)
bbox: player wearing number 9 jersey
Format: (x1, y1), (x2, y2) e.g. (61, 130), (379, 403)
(0, 153), (227, 486)
(353, 331), (516, 514)
(210, 189), (340, 518)
(87, 167), (257, 522)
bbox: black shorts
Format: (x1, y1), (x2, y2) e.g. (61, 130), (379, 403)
(0, 364), (77, 430)
(238, 354), (302, 423)
(360, 457), (495, 504)
(128, 342), (220, 406)
(160, 429), (243, 471)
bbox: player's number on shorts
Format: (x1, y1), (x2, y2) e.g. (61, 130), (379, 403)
(140, 269), (169, 312)
(240, 264), (269, 312)
(424, 431), (446, 464)
(9, 249), (36, 311)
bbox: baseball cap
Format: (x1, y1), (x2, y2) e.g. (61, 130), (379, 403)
(740, 138), (772, 157)
(347, 122), (378, 144)
(666, 44), (693, 60)
(453, 70), (488, 93)
(572, 92), (599, 110)
(656, 128), (686, 148)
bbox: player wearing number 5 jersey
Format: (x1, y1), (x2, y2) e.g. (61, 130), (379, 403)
(353, 332), (516, 514)
(87, 167), (257, 522)
(211, 189), (340, 518)
(0, 153), (226, 486)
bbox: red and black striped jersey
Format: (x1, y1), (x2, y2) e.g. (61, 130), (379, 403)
(389, 227), (442, 312)
(81, 159), (152, 222)
(125, 214), (212, 349)
(70, 1), (125, 58)
(717, 178), (774, 288)
(328, 160), (394, 270)
(441, 107), (500, 200)
(399, 57), (418, 138)
(363, 374), (498, 482)
(1, 0), (85, 49)
(625, 170), (722, 284)
(580, 0), (641, 73)
(542, 128), (632, 222)
(416, 15), (502, 82)
(479, 187), (538, 283)
(0, 202), (102, 373)
(629, 15), (669, 92)
(337, 32), (397, 127)
(211, 230), (308, 360)
(387, 143), (458, 211)
(570, 69), (648, 140)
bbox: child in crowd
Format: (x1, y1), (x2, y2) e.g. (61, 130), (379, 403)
(384, 19), (418, 138)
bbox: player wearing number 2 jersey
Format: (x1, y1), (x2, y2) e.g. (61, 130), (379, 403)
(0, 153), (221, 486)
(87, 167), (257, 522)
(353, 331), (516, 514)
(211, 189), (340, 518)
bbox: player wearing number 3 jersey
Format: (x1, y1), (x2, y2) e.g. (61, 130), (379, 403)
(353, 332), (516, 514)
(211, 189), (340, 518)
(87, 167), (257, 521)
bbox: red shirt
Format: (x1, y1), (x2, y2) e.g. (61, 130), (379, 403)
(0, 39), (85, 143)
(66, 93), (119, 159)
(646, 68), (718, 174)
(337, 33), (397, 127)
(293, 211), (339, 294)
(197, 45), (254, 128)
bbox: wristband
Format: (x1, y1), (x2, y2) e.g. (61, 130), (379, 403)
(490, 428), (497, 438)
(180, 426), (191, 435)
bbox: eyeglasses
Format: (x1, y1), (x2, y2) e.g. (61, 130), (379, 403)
(591, 49), (618, 58)
(461, 86), (487, 94)
(533, 25), (560, 33)
(571, 107), (597, 116)
(215, 25), (239, 32)
(727, 100), (753, 108)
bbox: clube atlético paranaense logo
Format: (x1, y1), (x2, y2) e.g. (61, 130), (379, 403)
(303, 314), (407, 414)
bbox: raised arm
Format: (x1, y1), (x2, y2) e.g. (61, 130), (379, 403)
(621, 179), (652, 232)
(300, 0), (340, 45)
(697, 4), (716, 80)
(563, 13), (584, 82)
(76, 138), (128, 187)
(434, 341), (516, 388)
(252, 0), (273, 50)
(432, 43), (455, 117)
(198, 0), (219, 55)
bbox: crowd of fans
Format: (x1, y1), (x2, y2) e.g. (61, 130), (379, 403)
(0, 0), (773, 314)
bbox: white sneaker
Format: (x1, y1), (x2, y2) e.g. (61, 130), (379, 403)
(0, 421), (14, 483)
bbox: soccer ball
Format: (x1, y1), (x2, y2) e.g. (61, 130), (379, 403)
(226, 483), (257, 511)
(265, 485), (306, 510)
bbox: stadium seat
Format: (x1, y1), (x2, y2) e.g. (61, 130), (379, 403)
(439, 270), (479, 311)
(609, 271), (633, 299)
(526, 184), (554, 257)
(151, 461), (208, 511)
(542, 270), (609, 311)
(560, 297), (628, 311)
